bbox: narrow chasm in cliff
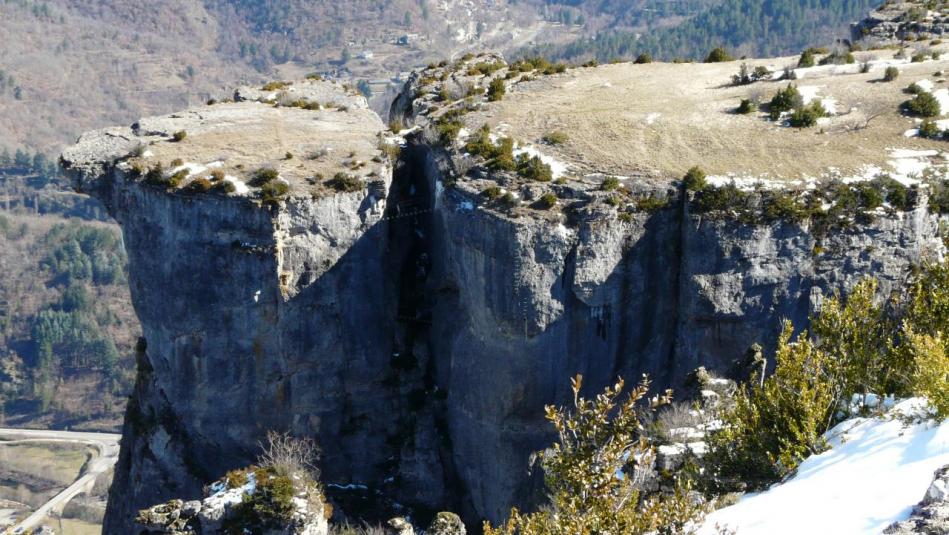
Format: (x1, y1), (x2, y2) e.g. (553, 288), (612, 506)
(335, 143), (464, 524)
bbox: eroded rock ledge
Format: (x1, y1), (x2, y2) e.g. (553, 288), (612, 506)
(64, 61), (947, 533)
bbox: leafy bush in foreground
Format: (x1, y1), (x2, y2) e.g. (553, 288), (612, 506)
(710, 266), (949, 488)
(484, 375), (705, 535)
(707, 321), (835, 489)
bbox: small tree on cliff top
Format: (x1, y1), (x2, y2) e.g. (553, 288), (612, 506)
(484, 375), (706, 535)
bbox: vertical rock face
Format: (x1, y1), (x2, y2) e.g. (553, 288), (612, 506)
(62, 89), (417, 533)
(64, 64), (947, 531)
(418, 144), (945, 520)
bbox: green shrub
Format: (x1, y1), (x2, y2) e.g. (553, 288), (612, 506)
(681, 166), (708, 192)
(389, 119), (403, 133)
(465, 124), (496, 157)
(819, 50), (855, 65)
(213, 180), (237, 194)
(210, 169), (226, 182)
(601, 176), (620, 191)
(327, 172), (363, 192)
(262, 81), (290, 91)
(798, 48), (817, 68)
(223, 467), (296, 534)
(467, 61), (505, 76)
(185, 177), (212, 194)
(532, 192), (558, 210)
(919, 119), (943, 139)
(762, 191), (807, 222)
(788, 101), (827, 128)
(483, 375), (706, 535)
(906, 330), (949, 418)
(144, 164), (166, 186)
(542, 131), (569, 145)
(171, 130), (187, 142)
(487, 78), (506, 102)
(872, 176), (912, 211)
(167, 170), (189, 188)
(705, 47), (733, 63)
(128, 161), (146, 177)
(736, 98), (757, 114)
(260, 180), (289, 201)
(634, 53), (652, 64)
(884, 66), (900, 81)
(707, 321), (835, 489)
(810, 279), (903, 400)
(516, 154), (553, 182)
(906, 82), (924, 95)
(170, 158), (184, 168)
(249, 168), (279, 187)
(434, 109), (465, 144)
(635, 195), (668, 212)
(481, 186), (503, 199)
(912, 52), (928, 63)
(903, 91), (941, 117)
(226, 469), (249, 489)
(693, 183), (749, 214)
(768, 84), (803, 120)
(490, 138), (517, 171)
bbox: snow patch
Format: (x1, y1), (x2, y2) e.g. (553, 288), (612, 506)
(171, 162), (207, 177)
(935, 88), (949, 116)
(700, 398), (949, 535)
(645, 112), (661, 125)
(553, 223), (572, 239)
(224, 175), (250, 195)
(206, 472), (257, 510)
(793, 57), (910, 80)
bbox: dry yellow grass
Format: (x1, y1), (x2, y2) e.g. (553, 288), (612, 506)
(56, 517), (102, 535)
(466, 48), (949, 183)
(140, 101), (387, 195)
(0, 442), (91, 486)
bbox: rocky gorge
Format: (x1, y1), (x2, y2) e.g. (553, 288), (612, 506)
(61, 55), (949, 533)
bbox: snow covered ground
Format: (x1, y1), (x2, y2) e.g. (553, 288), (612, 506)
(700, 399), (949, 535)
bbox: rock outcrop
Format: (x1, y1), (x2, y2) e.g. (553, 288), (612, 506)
(852, 1), (949, 44)
(64, 59), (948, 532)
(885, 465), (949, 534)
(135, 468), (328, 535)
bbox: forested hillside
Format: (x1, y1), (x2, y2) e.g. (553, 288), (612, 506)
(534, 0), (879, 62)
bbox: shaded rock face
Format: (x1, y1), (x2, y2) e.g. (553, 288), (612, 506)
(416, 143), (945, 521)
(92, 179), (398, 534)
(65, 91), (946, 531)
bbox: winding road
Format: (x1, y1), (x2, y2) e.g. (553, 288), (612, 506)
(0, 428), (120, 534)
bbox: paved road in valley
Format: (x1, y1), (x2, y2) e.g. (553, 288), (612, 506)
(0, 428), (120, 534)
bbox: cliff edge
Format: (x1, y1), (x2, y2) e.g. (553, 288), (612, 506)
(64, 56), (948, 531)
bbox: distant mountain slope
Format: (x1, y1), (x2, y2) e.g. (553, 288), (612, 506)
(534, 0), (880, 62)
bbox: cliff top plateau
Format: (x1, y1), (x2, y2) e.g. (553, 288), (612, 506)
(62, 78), (388, 202)
(397, 48), (949, 189)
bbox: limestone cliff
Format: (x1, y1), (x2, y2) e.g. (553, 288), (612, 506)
(64, 58), (948, 531)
